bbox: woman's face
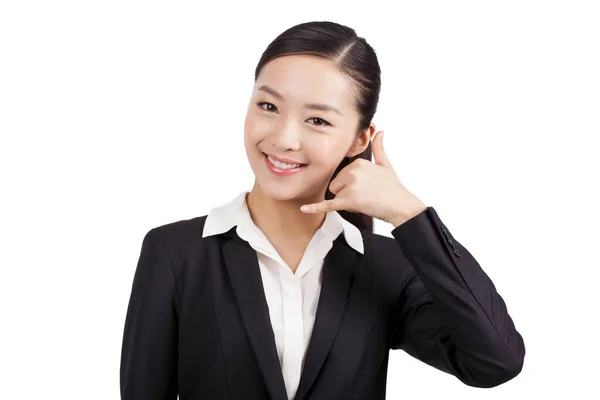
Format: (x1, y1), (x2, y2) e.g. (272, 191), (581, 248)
(244, 54), (372, 202)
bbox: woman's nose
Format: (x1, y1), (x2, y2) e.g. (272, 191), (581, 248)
(270, 121), (301, 151)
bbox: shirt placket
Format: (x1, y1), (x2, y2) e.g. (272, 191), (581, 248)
(280, 268), (304, 400)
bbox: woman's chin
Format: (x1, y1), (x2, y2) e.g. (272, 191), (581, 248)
(258, 182), (304, 201)
(258, 181), (328, 205)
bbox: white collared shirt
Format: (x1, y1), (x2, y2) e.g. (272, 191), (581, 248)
(202, 191), (364, 400)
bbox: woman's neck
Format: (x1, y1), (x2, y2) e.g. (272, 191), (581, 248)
(245, 181), (327, 242)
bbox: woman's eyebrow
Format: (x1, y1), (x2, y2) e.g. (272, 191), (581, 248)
(258, 85), (343, 116)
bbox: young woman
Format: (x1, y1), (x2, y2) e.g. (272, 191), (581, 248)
(120, 21), (525, 400)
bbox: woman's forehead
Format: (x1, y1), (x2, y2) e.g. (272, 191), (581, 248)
(256, 55), (355, 109)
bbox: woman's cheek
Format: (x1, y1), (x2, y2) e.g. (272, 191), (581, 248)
(311, 139), (346, 167)
(244, 110), (259, 129)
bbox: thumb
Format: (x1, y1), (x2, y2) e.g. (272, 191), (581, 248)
(372, 130), (393, 168)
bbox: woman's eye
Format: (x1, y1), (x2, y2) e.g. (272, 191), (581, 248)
(256, 102), (330, 127)
(257, 102), (278, 113)
(308, 117), (331, 127)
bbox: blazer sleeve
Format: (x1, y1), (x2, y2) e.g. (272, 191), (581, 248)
(120, 228), (179, 399)
(388, 207), (525, 388)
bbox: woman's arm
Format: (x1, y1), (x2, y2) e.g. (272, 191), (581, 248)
(388, 207), (525, 388)
(120, 228), (179, 399)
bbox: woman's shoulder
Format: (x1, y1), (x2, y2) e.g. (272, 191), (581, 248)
(360, 227), (406, 258)
(358, 228), (413, 287)
(143, 214), (211, 261)
(150, 214), (209, 238)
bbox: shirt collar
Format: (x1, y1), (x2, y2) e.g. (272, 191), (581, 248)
(202, 191), (364, 254)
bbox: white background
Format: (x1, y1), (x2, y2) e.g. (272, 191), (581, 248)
(1, 1), (599, 398)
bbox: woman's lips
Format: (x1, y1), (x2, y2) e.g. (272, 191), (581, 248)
(263, 153), (307, 177)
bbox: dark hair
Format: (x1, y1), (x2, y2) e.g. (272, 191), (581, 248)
(254, 21), (381, 233)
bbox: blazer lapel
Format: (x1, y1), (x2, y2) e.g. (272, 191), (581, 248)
(222, 231), (289, 400)
(294, 234), (358, 400)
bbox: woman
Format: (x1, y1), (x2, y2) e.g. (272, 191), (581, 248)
(120, 21), (525, 400)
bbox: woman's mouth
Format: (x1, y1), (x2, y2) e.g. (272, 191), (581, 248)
(263, 152), (307, 177)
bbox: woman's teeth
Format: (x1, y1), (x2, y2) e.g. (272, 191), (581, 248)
(267, 154), (304, 169)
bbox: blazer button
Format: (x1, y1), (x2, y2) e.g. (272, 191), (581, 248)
(453, 248), (461, 257)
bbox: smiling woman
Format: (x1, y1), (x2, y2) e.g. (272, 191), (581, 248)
(245, 54), (376, 216)
(120, 21), (525, 400)
(244, 23), (382, 233)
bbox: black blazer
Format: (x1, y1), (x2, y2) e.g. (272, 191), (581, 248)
(120, 206), (525, 400)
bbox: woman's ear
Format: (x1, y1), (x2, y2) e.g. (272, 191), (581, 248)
(346, 123), (377, 157)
